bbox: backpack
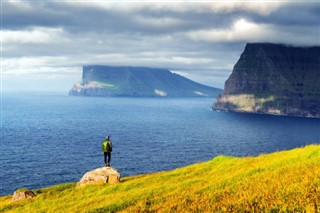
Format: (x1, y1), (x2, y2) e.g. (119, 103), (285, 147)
(102, 140), (112, 152)
(102, 141), (112, 152)
(107, 141), (112, 152)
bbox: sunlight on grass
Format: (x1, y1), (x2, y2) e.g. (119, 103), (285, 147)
(92, 81), (115, 88)
(218, 94), (278, 113)
(0, 145), (319, 212)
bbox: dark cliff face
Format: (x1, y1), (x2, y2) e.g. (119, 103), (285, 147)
(69, 65), (222, 97)
(214, 43), (320, 118)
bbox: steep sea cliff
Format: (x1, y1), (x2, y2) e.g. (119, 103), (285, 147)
(213, 43), (320, 118)
(69, 65), (222, 97)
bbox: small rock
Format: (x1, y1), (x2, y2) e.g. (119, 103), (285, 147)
(12, 189), (35, 202)
(77, 167), (121, 187)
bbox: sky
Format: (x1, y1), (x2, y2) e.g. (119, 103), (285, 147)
(1, 1), (320, 92)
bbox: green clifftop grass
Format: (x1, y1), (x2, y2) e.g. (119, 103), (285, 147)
(1, 145), (319, 212)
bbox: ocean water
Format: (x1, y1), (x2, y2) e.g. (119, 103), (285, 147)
(1, 93), (319, 195)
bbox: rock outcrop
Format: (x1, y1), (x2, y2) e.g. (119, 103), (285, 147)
(213, 43), (320, 118)
(69, 65), (222, 97)
(76, 167), (121, 187)
(12, 189), (35, 202)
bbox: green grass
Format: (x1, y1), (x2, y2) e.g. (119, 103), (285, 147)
(91, 81), (116, 88)
(216, 94), (280, 113)
(1, 145), (319, 212)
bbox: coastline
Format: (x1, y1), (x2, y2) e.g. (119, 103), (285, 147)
(1, 145), (319, 212)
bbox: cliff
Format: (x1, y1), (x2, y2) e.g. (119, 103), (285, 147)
(69, 65), (222, 97)
(213, 43), (320, 118)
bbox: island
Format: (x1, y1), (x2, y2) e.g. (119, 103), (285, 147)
(69, 65), (222, 97)
(213, 43), (320, 118)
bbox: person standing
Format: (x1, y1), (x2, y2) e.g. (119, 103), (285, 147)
(102, 136), (112, 167)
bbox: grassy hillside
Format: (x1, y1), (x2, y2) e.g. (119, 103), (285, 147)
(1, 145), (319, 212)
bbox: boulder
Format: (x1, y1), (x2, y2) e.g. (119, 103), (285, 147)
(76, 167), (121, 187)
(12, 189), (35, 202)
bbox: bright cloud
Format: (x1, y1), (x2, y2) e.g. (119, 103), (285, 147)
(2, 27), (66, 44)
(171, 56), (214, 65)
(187, 18), (272, 42)
(187, 18), (319, 46)
(2, 56), (79, 75)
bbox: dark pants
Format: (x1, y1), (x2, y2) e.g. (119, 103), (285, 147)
(104, 152), (111, 164)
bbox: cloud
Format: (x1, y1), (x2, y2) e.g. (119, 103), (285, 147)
(190, 1), (284, 15)
(187, 18), (319, 46)
(2, 1), (320, 91)
(187, 18), (268, 42)
(134, 15), (184, 28)
(2, 56), (80, 75)
(2, 27), (66, 44)
(65, 1), (284, 16)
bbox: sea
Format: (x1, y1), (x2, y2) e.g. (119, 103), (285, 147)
(1, 92), (320, 196)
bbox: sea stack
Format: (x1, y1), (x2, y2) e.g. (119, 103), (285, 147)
(213, 43), (320, 118)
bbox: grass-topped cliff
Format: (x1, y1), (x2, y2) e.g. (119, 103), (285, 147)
(1, 145), (319, 212)
(69, 65), (222, 97)
(214, 43), (320, 118)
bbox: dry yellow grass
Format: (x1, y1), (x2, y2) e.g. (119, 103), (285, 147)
(0, 145), (319, 212)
